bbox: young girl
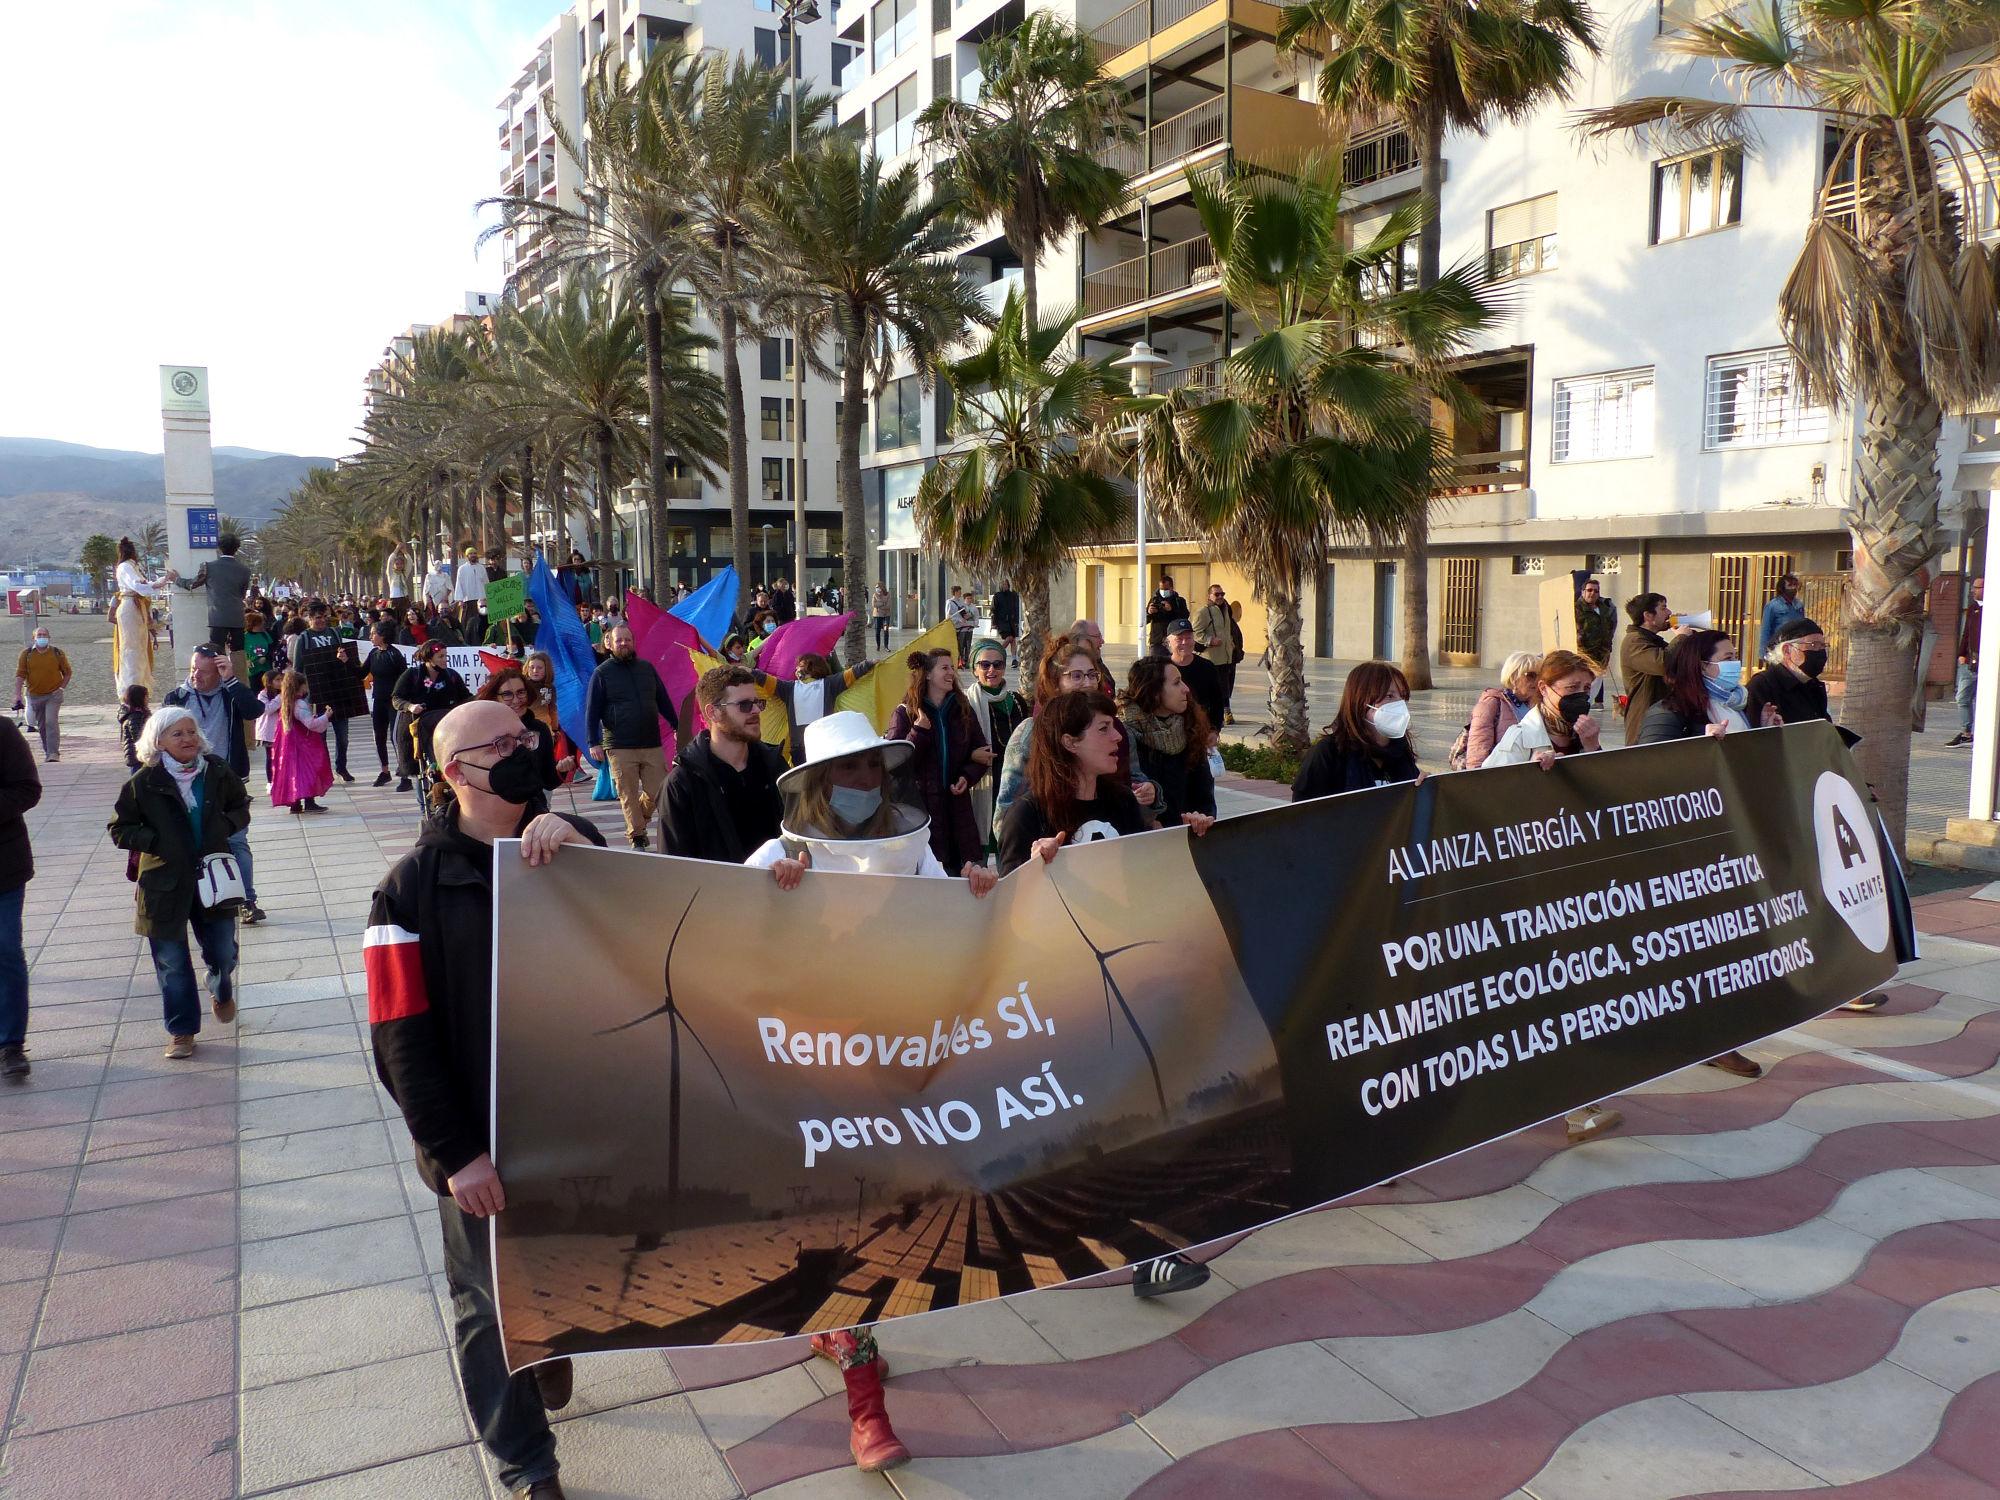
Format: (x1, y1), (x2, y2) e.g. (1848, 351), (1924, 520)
(255, 670), (284, 784)
(118, 684), (151, 772)
(269, 670), (333, 814)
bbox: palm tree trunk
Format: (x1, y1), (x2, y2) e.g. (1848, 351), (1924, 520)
(1842, 361), (1943, 850)
(642, 272), (674, 599)
(520, 445), (536, 562)
(596, 431), (620, 606)
(1264, 567), (1311, 755)
(720, 295), (752, 622)
(1397, 109), (1446, 692)
(489, 482), (507, 564)
(1021, 571), (1053, 668)
(839, 355), (870, 664)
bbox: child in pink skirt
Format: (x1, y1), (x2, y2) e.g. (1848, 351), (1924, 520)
(270, 670), (333, 814)
(255, 670), (283, 785)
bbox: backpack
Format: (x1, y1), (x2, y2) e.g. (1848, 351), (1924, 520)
(1447, 722), (1472, 772)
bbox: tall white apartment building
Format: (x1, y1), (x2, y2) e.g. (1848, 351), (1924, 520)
(838, 0), (1997, 672)
(496, 0), (847, 596)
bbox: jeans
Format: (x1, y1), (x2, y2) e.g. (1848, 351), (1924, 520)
(0, 885), (25, 1047)
(1958, 662), (1977, 734)
(329, 715), (350, 774)
(437, 1198), (558, 1490)
(227, 828), (257, 906)
(148, 911), (238, 1037)
(23, 689), (61, 758)
(872, 617), (890, 651)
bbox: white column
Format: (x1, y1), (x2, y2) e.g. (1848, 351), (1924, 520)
(160, 365), (216, 665)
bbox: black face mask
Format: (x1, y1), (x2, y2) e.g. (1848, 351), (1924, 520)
(1799, 649), (1828, 679)
(1556, 691), (1593, 724)
(465, 746), (541, 805)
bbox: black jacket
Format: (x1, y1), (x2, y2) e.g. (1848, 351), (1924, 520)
(585, 654), (678, 751)
(990, 590), (1021, 637)
(1292, 733), (1419, 800)
(0, 717), (40, 892)
(659, 732), (785, 863)
(367, 807), (605, 1194)
(108, 756), (251, 936)
(1636, 700), (1712, 744)
(1128, 732), (1216, 823)
(1144, 590), (1189, 649)
(362, 646), (407, 712)
(390, 665), (472, 716)
(163, 677), (263, 779)
(1745, 665), (1831, 726)
(295, 627), (369, 719)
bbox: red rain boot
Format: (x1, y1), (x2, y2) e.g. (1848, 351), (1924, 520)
(839, 1356), (911, 1473)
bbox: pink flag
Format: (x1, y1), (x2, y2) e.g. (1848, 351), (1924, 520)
(626, 591), (702, 762)
(757, 613), (852, 680)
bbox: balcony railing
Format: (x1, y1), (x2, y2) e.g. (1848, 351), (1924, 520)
(1154, 359), (1223, 397)
(1091, 0), (1150, 55)
(662, 475), (703, 500)
(1441, 448), (1528, 494)
(1081, 232), (1217, 316)
(1342, 124), (1416, 187)
(1154, 95), (1225, 167)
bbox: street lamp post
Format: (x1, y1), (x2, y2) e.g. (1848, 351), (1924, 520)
(760, 524), (774, 587)
(1111, 339), (1170, 649)
(781, 0), (821, 599)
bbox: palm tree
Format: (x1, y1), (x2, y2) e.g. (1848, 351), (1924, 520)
(760, 138), (986, 661)
(916, 13), (1134, 332)
(496, 277), (726, 593)
(1277, 0), (1598, 689)
(916, 292), (1126, 661)
(1578, 0), (2000, 845)
(136, 520), (168, 568)
(1134, 160), (1498, 752)
(79, 534), (116, 597)
(654, 55), (835, 617)
(483, 47), (700, 593)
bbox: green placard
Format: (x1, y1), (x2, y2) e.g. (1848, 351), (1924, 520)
(485, 574), (527, 622)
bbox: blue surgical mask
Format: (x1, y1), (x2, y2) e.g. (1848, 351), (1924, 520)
(829, 785), (882, 824)
(1712, 660), (1742, 690)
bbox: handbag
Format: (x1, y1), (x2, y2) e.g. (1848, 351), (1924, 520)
(194, 851), (247, 909)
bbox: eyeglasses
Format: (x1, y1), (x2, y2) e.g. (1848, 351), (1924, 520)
(457, 729), (540, 761)
(722, 697), (763, 714)
(496, 688), (529, 702)
(1059, 668), (1098, 685)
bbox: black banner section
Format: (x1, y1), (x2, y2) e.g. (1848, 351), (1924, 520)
(490, 723), (1902, 1367)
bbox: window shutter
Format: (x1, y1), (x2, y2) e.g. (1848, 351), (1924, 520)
(1489, 193), (1557, 246)
(933, 55), (950, 99)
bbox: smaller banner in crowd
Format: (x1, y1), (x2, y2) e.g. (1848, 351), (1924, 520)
(485, 574), (527, 623)
(490, 723), (1905, 1368)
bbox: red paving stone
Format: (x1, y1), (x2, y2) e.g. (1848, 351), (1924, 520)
(35, 1246), (238, 1346)
(1131, 1427), (1368, 1499)
(0, 1393), (236, 1500)
(11, 1313), (235, 1435)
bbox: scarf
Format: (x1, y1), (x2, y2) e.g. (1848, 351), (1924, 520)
(1703, 674), (1747, 711)
(163, 753), (203, 810)
(1125, 708), (1188, 759)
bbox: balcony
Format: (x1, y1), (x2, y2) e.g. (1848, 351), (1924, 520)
(1082, 232), (1217, 317)
(1442, 448), (1528, 493)
(1155, 359), (1223, 398)
(662, 475), (703, 500)
(1089, 0), (1285, 73)
(1342, 123), (1416, 188)
(1103, 87), (1322, 186)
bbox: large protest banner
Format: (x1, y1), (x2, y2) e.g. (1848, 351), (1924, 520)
(490, 723), (1903, 1368)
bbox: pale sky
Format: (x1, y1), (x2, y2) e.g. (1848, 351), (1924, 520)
(1, 0), (559, 459)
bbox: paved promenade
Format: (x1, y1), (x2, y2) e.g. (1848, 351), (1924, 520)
(4, 707), (2000, 1497)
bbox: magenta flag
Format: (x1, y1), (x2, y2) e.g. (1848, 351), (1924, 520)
(625, 591), (703, 761)
(756, 613), (852, 680)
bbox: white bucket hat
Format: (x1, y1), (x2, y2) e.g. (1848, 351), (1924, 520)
(775, 710), (913, 792)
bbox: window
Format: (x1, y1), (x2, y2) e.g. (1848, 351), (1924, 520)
(874, 375), (921, 451)
(1704, 349), (1828, 449)
(1653, 147), (1742, 243)
(1587, 554), (1623, 575)
(1553, 368), (1654, 462)
(1351, 207), (1417, 299)
(872, 74), (919, 160)
(1487, 193), (1558, 281)
(761, 458), (788, 503)
(1511, 556), (1545, 576)
(759, 336), (794, 381)
(1440, 558), (1480, 661)
(871, 0), (916, 69)
(834, 42), (863, 88)
(760, 397), (802, 440)
(754, 26), (779, 67)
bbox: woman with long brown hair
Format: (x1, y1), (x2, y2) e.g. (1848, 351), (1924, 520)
(1637, 629), (1750, 742)
(1483, 649), (1603, 769)
(1121, 656), (1216, 823)
(994, 634), (1159, 826)
(1291, 661), (1421, 800)
(887, 648), (987, 871)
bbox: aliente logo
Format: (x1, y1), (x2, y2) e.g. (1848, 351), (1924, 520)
(1812, 771), (1889, 953)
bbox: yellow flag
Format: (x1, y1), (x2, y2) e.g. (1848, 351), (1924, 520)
(840, 617), (955, 733)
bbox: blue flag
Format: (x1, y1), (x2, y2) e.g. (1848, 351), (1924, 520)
(528, 554), (598, 764)
(670, 565), (737, 652)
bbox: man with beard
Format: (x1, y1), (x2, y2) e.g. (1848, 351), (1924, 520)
(584, 622), (679, 850)
(367, 699), (604, 1500)
(659, 666), (785, 861)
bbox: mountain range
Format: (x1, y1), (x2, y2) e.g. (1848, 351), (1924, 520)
(0, 437), (335, 568)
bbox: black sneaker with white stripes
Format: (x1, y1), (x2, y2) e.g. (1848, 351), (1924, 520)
(1132, 1253), (1210, 1299)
